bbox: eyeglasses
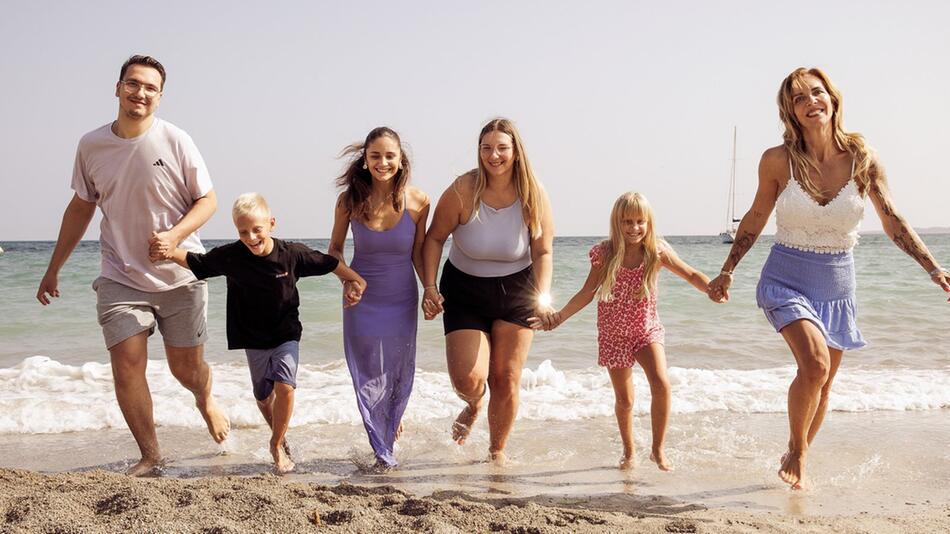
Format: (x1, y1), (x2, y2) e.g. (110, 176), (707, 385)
(119, 80), (161, 98)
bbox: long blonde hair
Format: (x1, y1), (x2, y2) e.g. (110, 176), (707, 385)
(777, 67), (873, 197)
(596, 192), (663, 302)
(465, 118), (545, 238)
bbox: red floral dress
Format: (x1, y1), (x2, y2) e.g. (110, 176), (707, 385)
(590, 243), (665, 368)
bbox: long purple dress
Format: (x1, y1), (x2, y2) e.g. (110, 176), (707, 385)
(343, 208), (418, 467)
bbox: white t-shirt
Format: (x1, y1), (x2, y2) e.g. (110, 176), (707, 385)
(71, 118), (214, 292)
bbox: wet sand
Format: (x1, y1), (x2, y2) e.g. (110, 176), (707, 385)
(2, 410), (949, 532)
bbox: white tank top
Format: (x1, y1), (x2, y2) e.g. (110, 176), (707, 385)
(774, 157), (865, 253)
(448, 199), (532, 277)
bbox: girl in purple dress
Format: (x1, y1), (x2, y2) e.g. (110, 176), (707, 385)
(329, 127), (430, 469)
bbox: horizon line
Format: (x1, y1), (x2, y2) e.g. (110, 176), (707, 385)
(4, 229), (949, 244)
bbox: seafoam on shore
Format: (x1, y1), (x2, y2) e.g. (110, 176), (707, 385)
(2, 356), (948, 434)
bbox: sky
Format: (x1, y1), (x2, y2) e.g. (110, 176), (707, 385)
(1, 0), (948, 240)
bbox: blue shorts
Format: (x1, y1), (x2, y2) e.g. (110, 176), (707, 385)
(244, 340), (299, 400)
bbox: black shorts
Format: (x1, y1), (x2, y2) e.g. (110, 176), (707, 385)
(439, 260), (537, 334)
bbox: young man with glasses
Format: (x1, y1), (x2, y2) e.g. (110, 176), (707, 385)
(36, 55), (230, 476)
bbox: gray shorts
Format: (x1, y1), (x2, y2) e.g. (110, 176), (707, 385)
(245, 340), (299, 401)
(93, 277), (209, 350)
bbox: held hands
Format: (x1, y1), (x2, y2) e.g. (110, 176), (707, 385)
(707, 273), (732, 303)
(148, 231), (179, 262)
(527, 305), (561, 331)
(421, 286), (444, 320)
(342, 278), (366, 308)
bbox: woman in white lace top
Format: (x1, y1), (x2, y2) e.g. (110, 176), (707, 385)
(706, 67), (950, 490)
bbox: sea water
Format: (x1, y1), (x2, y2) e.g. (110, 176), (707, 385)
(0, 235), (948, 514)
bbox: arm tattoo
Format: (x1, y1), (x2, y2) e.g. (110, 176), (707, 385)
(726, 230), (757, 271)
(723, 209), (765, 270)
(871, 182), (936, 269)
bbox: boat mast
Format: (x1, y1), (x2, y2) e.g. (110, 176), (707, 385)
(727, 126), (737, 225)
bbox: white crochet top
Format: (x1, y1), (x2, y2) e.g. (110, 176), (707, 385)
(774, 158), (865, 253)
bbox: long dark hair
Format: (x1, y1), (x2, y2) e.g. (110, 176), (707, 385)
(336, 127), (411, 219)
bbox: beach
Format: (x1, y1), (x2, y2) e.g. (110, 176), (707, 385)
(2, 409), (950, 532)
(1, 235), (948, 531)
(3, 467), (949, 533)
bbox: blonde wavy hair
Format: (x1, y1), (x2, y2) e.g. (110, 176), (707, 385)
(778, 67), (874, 198)
(464, 118), (545, 238)
(596, 192), (663, 302)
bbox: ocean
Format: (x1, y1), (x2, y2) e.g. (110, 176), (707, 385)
(1, 235), (948, 514)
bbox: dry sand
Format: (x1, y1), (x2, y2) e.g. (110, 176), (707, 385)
(1, 468), (947, 533)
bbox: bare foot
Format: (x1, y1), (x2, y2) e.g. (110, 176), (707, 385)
(395, 421), (404, 442)
(126, 457), (164, 477)
(488, 450), (508, 467)
(271, 443), (295, 475)
(373, 460), (396, 473)
(451, 405), (478, 445)
(197, 397), (230, 443)
(618, 454), (634, 470)
(650, 450), (674, 472)
(779, 450), (806, 489)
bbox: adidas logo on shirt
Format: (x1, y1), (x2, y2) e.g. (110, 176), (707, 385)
(152, 159), (166, 167)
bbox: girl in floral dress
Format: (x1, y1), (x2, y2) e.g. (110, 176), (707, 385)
(531, 192), (714, 470)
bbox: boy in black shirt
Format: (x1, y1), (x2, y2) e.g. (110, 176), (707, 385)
(166, 192), (365, 473)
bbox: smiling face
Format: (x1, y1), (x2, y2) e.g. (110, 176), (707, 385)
(790, 74), (834, 128)
(233, 213), (276, 256)
(479, 130), (516, 178)
(115, 64), (163, 120)
(609, 192), (656, 252)
(364, 135), (402, 184)
(620, 209), (649, 247)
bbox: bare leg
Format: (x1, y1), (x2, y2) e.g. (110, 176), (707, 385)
(634, 343), (673, 471)
(806, 348), (843, 445)
(781, 348), (844, 469)
(778, 320), (832, 490)
(166, 344), (230, 443)
(256, 393), (275, 427)
(486, 320), (534, 465)
(256, 392), (292, 457)
(110, 332), (162, 477)
(607, 368), (635, 470)
(269, 382), (295, 474)
(445, 329), (490, 444)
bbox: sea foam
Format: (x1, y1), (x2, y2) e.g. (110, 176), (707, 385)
(1, 356), (948, 434)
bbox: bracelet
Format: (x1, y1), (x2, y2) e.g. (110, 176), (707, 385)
(930, 267), (948, 277)
(720, 270), (734, 277)
(423, 285), (438, 291)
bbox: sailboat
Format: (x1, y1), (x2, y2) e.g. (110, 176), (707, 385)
(719, 127), (741, 244)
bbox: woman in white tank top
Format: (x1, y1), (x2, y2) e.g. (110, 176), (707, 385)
(707, 68), (949, 490)
(422, 118), (556, 466)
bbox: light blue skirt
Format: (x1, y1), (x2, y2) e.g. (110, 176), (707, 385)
(756, 243), (866, 351)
